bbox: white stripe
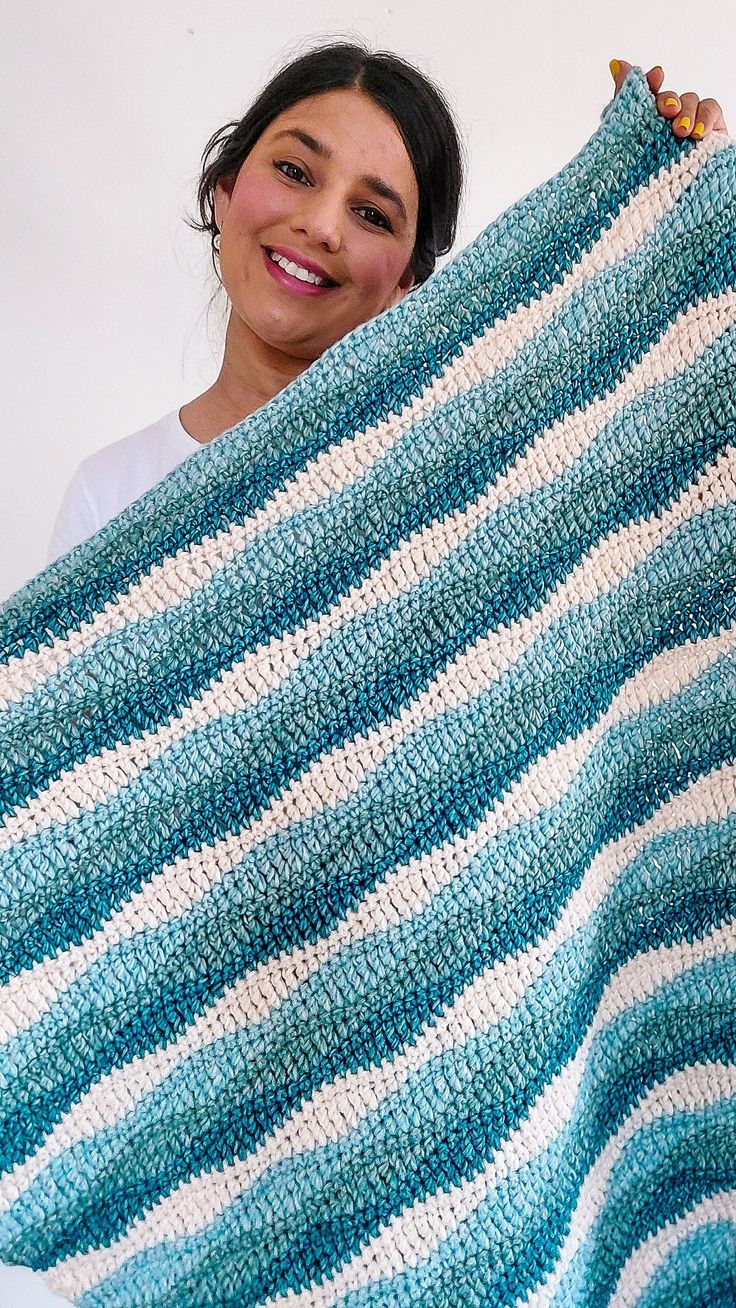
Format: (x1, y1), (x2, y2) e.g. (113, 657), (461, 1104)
(610, 1191), (736, 1307)
(2, 439), (734, 1047)
(2, 283), (732, 847)
(0, 134), (725, 715)
(41, 920), (736, 1304)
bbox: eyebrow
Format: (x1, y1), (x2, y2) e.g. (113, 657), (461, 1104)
(271, 127), (408, 223)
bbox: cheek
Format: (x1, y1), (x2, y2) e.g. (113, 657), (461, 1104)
(228, 172), (291, 236)
(350, 245), (409, 296)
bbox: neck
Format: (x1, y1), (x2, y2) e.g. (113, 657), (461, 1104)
(181, 309), (315, 445)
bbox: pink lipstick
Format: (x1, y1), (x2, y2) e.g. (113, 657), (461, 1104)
(262, 247), (337, 297)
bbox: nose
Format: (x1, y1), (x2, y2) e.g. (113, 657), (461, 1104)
(290, 188), (343, 253)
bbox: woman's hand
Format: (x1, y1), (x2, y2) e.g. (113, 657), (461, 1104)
(610, 59), (728, 140)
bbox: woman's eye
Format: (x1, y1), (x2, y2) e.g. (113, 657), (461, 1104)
(357, 207), (392, 231)
(274, 160), (309, 183)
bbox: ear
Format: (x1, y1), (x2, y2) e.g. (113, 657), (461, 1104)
(386, 263), (416, 310)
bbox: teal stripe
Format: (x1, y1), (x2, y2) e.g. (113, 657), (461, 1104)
(635, 1219), (736, 1308)
(4, 170), (735, 808)
(3, 616), (734, 1172)
(4, 378), (736, 978)
(0, 67), (690, 659)
(4, 806), (734, 1275)
(63, 954), (736, 1308)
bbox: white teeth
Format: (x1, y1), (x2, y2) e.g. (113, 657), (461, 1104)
(268, 249), (329, 286)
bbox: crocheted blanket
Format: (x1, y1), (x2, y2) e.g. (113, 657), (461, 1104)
(2, 67), (736, 1308)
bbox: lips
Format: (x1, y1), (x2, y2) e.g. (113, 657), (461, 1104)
(266, 245), (338, 284)
(261, 247), (338, 297)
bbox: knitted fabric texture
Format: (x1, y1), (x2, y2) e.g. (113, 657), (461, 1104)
(2, 67), (736, 1307)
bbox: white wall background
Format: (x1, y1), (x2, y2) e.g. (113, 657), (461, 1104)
(0, 0), (733, 1301)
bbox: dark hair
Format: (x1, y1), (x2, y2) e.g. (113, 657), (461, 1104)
(188, 38), (465, 290)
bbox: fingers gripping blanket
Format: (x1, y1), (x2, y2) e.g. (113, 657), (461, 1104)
(2, 66), (736, 1308)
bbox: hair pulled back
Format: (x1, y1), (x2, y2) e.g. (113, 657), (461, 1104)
(189, 38), (465, 289)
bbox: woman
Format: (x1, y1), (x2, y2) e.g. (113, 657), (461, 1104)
(45, 43), (728, 564)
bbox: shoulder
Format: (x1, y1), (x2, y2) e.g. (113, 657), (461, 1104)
(46, 409), (197, 565)
(65, 411), (186, 524)
(80, 410), (195, 488)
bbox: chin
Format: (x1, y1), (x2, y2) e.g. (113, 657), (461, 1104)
(258, 324), (329, 361)
(236, 290), (359, 357)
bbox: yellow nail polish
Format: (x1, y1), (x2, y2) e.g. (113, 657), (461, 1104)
(664, 97), (679, 107)
(676, 116), (691, 131)
(693, 122), (705, 137)
(609, 58), (621, 78)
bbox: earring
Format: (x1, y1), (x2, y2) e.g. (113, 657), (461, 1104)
(213, 228), (221, 255)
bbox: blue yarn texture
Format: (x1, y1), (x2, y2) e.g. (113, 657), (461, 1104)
(2, 68), (736, 1307)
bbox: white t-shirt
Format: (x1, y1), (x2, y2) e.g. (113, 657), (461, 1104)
(46, 408), (204, 565)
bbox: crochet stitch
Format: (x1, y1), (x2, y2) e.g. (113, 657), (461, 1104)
(1, 66), (736, 1307)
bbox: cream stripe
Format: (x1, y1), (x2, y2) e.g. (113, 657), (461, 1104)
(2, 440), (734, 1047)
(0, 134), (725, 712)
(611, 1190), (736, 1307)
(4, 286), (734, 849)
(41, 914), (736, 1303)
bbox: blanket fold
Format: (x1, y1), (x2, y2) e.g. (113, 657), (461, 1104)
(1, 66), (736, 1308)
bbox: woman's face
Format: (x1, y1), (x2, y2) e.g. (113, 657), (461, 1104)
(213, 87), (420, 362)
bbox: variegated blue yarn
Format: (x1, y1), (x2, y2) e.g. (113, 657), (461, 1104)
(1, 66), (736, 1308)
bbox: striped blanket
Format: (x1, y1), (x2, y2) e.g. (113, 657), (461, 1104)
(2, 66), (736, 1308)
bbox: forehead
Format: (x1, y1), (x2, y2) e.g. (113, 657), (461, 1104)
(264, 89), (418, 196)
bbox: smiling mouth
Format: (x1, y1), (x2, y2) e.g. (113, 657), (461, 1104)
(263, 247), (338, 289)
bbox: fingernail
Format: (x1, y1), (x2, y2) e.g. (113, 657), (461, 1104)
(609, 58), (621, 78)
(693, 122), (705, 138)
(664, 97), (679, 107)
(676, 116), (691, 131)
